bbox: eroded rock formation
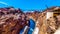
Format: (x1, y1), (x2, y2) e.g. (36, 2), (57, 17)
(0, 6), (60, 34)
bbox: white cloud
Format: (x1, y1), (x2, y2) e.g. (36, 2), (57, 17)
(0, 1), (8, 6)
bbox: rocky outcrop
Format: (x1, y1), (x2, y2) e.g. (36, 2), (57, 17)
(0, 6), (60, 34)
(0, 7), (29, 34)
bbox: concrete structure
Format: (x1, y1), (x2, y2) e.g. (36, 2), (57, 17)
(46, 12), (53, 19)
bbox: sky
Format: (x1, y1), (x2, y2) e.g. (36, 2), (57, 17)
(0, 0), (60, 11)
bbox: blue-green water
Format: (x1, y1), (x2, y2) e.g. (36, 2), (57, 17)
(19, 19), (35, 34)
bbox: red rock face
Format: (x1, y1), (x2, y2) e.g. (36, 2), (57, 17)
(0, 7), (29, 34)
(1, 6), (60, 34)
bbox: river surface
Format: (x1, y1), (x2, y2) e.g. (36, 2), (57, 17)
(20, 19), (35, 34)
